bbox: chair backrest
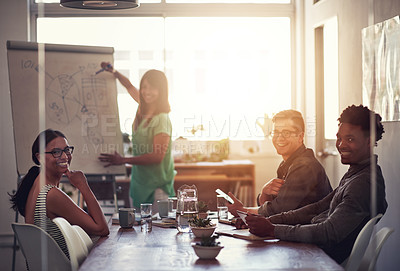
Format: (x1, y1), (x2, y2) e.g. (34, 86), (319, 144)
(12, 222), (71, 271)
(344, 213), (383, 271)
(52, 217), (89, 270)
(358, 227), (394, 271)
(72, 225), (94, 251)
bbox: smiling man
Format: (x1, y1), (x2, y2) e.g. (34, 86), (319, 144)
(228, 109), (332, 217)
(245, 105), (388, 264)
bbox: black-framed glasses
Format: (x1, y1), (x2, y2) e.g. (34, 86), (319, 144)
(45, 146), (74, 158)
(270, 130), (299, 138)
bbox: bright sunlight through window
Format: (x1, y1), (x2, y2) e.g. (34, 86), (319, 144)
(37, 17), (291, 140)
(323, 17), (339, 140)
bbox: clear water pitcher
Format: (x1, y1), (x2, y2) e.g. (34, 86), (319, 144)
(176, 184), (199, 233)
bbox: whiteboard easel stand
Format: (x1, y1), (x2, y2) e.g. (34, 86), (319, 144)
(76, 174), (120, 214)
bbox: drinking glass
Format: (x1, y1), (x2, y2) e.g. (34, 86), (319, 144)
(140, 203), (152, 232)
(168, 197), (177, 218)
(217, 195), (229, 220)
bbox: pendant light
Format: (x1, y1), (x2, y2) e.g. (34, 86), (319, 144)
(60, 0), (139, 10)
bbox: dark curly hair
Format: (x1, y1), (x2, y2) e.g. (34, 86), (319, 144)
(338, 105), (384, 145)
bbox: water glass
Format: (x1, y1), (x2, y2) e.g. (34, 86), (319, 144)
(140, 203), (152, 232)
(217, 195), (229, 220)
(168, 197), (177, 218)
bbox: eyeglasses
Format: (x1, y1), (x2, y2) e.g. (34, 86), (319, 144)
(269, 130), (299, 138)
(45, 146), (74, 158)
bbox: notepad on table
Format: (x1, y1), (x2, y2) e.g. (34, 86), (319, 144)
(153, 218), (176, 228)
(218, 218), (236, 225)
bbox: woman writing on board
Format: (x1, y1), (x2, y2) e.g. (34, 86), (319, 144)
(98, 62), (176, 210)
(10, 129), (109, 256)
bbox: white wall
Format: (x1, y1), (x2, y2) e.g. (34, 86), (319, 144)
(375, 122), (400, 270)
(372, 11), (400, 271)
(0, 1), (29, 270)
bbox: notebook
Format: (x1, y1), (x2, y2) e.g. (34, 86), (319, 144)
(152, 218), (176, 228)
(218, 218), (236, 226)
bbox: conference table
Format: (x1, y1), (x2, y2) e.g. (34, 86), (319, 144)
(79, 217), (344, 271)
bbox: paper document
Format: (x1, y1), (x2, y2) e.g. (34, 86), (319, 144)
(153, 218), (176, 228)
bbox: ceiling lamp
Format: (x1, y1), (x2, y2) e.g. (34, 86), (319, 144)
(60, 0), (139, 10)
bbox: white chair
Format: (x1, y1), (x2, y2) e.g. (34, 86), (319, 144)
(72, 225), (94, 251)
(357, 227), (394, 271)
(11, 222), (71, 271)
(52, 217), (90, 271)
(344, 213), (383, 271)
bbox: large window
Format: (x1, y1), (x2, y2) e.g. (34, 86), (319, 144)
(323, 17), (339, 140)
(35, 1), (293, 140)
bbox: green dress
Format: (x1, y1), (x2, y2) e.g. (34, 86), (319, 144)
(130, 113), (176, 208)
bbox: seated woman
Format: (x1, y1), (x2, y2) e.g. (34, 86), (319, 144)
(10, 129), (109, 259)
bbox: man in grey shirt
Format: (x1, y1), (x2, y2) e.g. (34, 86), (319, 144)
(228, 109), (332, 217)
(245, 105), (388, 264)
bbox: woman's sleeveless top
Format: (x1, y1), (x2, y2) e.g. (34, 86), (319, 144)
(34, 184), (70, 259)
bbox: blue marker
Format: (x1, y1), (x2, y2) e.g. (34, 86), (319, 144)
(95, 63), (112, 75)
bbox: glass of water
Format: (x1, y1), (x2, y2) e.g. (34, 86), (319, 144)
(168, 197), (177, 218)
(217, 195), (229, 220)
(140, 203), (152, 232)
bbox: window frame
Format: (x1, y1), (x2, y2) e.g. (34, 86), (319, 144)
(30, 1), (295, 21)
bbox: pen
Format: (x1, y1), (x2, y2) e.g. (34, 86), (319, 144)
(95, 63), (112, 75)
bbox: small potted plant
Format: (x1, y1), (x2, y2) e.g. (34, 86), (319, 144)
(189, 217), (216, 238)
(192, 234), (224, 259)
(198, 201), (209, 219)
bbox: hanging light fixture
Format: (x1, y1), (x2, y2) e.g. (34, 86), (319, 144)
(60, 0), (139, 10)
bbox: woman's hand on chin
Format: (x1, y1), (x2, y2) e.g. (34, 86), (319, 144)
(64, 169), (88, 189)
